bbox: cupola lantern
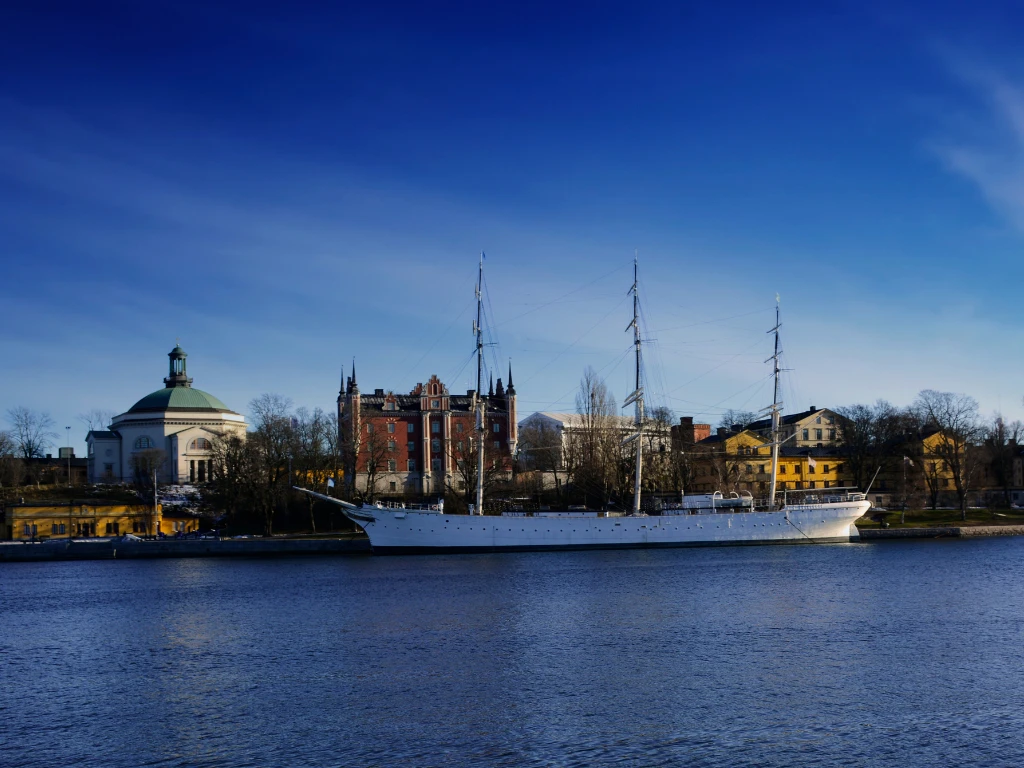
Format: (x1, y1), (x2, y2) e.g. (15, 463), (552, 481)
(164, 344), (193, 388)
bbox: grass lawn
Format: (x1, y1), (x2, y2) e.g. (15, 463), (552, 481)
(856, 508), (1024, 529)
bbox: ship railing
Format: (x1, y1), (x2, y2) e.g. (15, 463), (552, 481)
(661, 489), (866, 514)
(372, 500), (444, 512)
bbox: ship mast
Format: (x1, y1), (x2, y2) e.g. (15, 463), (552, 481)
(473, 252), (485, 516)
(623, 252), (644, 516)
(767, 295), (782, 511)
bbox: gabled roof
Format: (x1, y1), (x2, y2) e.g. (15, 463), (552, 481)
(87, 430), (120, 440)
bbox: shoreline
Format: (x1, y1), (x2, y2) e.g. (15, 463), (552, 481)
(0, 535), (371, 562)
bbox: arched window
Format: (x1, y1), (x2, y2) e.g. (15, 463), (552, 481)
(188, 438), (212, 451)
(134, 436), (152, 450)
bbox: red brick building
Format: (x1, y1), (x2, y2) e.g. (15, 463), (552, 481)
(338, 364), (518, 498)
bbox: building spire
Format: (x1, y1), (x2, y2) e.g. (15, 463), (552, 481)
(350, 358), (358, 393)
(507, 360), (515, 394)
(488, 372), (494, 397)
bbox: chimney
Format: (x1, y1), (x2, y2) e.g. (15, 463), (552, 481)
(375, 388), (385, 396)
(717, 427), (728, 438)
(810, 406), (817, 413)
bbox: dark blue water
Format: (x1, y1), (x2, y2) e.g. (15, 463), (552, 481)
(2, 539), (1024, 767)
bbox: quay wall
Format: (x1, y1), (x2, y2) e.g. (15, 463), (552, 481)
(858, 525), (1024, 540)
(0, 536), (370, 563)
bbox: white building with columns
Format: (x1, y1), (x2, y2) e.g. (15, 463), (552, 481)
(86, 346), (247, 484)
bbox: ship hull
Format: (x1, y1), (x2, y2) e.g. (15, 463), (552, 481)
(345, 501), (869, 555)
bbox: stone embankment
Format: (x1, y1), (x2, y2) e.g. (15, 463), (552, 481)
(858, 525), (1024, 540)
(0, 536), (370, 562)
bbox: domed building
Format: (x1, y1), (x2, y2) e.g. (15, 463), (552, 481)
(86, 346), (248, 484)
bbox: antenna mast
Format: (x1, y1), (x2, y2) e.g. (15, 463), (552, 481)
(474, 252), (486, 516)
(623, 251), (644, 516)
(767, 295), (782, 511)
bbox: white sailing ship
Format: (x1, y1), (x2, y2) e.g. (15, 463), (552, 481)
(298, 257), (868, 554)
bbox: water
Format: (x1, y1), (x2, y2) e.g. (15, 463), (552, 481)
(2, 539), (1024, 767)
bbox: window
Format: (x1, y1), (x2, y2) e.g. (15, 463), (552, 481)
(366, 423), (373, 433)
(387, 423), (395, 433)
(837, 463), (844, 473)
(456, 423), (463, 433)
(389, 481), (397, 492)
(827, 429), (835, 440)
(459, 481), (466, 490)
(493, 424), (500, 433)
(113, 522), (119, 535)
(383, 400), (396, 411)
(745, 464), (753, 473)
(809, 481), (816, 489)
(103, 463), (114, 477)
(457, 441), (464, 452)
(407, 423), (415, 433)
(824, 480), (831, 489)
(780, 465), (787, 474)
(815, 416), (821, 424)
(823, 464), (830, 473)
(431, 399), (440, 409)
(432, 422), (440, 433)
(189, 438), (211, 450)
(808, 463), (816, 474)
(106, 522), (113, 534)
(802, 429), (809, 440)
(759, 464), (766, 474)
(494, 441), (500, 450)
(431, 458), (442, 472)
(387, 460), (396, 472)
(134, 436), (152, 450)
(815, 429), (822, 440)
(407, 442), (415, 451)
(387, 440), (396, 451)
(431, 439), (440, 452)
(408, 460), (416, 471)
(795, 465), (802, 474)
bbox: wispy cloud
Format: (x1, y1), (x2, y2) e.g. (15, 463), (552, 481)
(932, 57), (1024, 233)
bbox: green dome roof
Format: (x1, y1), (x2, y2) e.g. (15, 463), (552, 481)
(128, 387), (232, 413)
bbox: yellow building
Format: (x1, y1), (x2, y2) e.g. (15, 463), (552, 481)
(3, 501), (199, 541)
(688, 428), (848, 497)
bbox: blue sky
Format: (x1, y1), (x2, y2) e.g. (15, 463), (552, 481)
(2, 1), (1024, 453)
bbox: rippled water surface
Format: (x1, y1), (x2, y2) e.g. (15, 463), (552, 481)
(2, 539), (1024, 767)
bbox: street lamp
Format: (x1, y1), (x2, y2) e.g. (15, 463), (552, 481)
(66, 426), (71, 488)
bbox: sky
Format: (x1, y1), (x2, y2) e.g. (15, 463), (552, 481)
(2, 0), (1024, 455)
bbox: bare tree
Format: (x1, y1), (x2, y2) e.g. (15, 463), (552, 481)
(836, 401), (915, 491)
(293, 407), (336, 531)
(447, 436), (505, 513)
(78, 409), (116, 433)
(718, 409), (757, 431)
(0, 430), (26, 491)
(985, 414), (1023, 508)
(914, 390), (985, 521)
(516, 421), (566, 498)
(566, 367), (619, 508)
(247, 394), (295, 535)
(6, 407), (58, 459)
